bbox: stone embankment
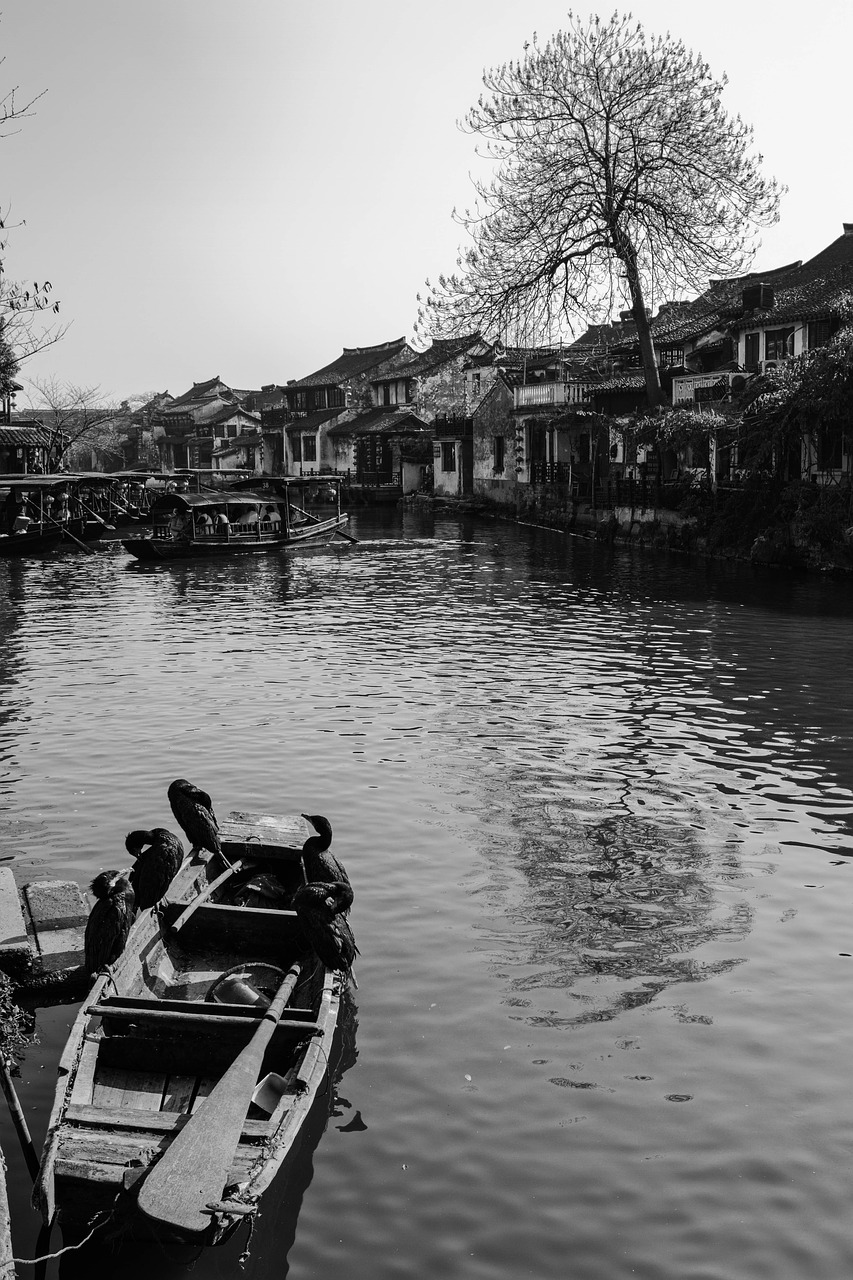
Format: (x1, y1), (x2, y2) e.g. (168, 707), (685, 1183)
(419, 485), (853, 573)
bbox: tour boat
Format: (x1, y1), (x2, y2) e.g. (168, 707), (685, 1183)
(35, 812), (349, 1246)
(121, 476), (351, 562)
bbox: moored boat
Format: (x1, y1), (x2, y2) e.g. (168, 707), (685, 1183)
(121, 476), (351, 562)
(0, 477), (69, 556)
(35, 811), (350, 1246)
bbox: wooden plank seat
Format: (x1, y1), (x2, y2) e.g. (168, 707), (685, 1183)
(65, 1104), (273, 1138)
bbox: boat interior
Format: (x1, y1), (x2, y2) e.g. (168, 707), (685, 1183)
(53, 848), (330, 1214)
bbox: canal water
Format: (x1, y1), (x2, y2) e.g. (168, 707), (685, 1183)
(1, 506), (852, 1280)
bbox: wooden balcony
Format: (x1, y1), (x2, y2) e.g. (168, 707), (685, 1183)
(514, 382), (598, 410)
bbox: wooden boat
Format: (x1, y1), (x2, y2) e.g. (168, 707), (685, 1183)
(121, 476), (351, 562)
(0, 477), (69, 556)
(35, 812), (349, 1246)
(0, 523), (62, 557)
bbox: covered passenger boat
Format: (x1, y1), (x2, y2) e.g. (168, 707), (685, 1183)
(0, 476), (69, 556)
(36, 812), (347, 1246)
(120, 476), (350, 562)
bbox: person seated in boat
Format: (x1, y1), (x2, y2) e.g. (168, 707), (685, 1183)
(2, 491), (21, 534)
(169, 510), (190, 541)
(266, 505), (281, 530)
(214, 510), (230, 535)
(194, 511), (213, 536)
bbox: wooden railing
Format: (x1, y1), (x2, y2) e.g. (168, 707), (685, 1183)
(514, 382), (598, 409)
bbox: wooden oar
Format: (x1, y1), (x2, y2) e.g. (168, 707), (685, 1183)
(46, 517), (95, 554)
(135, 959), (302, 1238)
(77, 498), (115, 532)
(170, 858), (243, 934)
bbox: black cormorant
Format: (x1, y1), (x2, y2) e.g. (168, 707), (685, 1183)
(292, 882), (358, 977)
(301, 814), (351, 899)
(125, 828), (185, 911)
(84, 871), (135, 976)
(167, 779), (221, 856)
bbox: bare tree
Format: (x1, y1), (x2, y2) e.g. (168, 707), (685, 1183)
(418, 12), (783, 407)
(0, 60), (65, 388)
(26, 378), (121, 470)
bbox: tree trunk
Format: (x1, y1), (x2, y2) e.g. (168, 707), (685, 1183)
(612, 228), (665, 410)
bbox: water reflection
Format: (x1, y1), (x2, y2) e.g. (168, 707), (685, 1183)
(2, 513), (853, 1279)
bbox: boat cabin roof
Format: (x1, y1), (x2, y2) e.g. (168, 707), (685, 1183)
(0, 475), (75, 491)
(150, 490), (278, 512)
(228, 474), (343, 491)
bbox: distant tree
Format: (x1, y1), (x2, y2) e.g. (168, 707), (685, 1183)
(418, 12), (783, 408)
(1, 64), (65, 378)
(26, 378), (121, 470)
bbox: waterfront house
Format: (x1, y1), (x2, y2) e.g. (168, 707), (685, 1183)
(154, 377), (247, 470)
(327, 405), (433, 495)
(363, 334), (496, 498)
(471, 371), (516, 498)
(280, 337), (413, 475)
(0, 381), (54, 474)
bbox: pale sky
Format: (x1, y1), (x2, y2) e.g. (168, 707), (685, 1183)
(2, 0), (851, 403)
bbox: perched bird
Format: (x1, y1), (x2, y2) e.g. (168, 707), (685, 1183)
(292, 882), (358, 979)
(167, 779), (221, 856)
(301, 814), (351, 899)
(84, 871), (135, 976)
(125, 828), (185, 911)
(321, 879), (354, 915)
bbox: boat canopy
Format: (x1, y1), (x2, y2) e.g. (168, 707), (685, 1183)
(149, 490), (276, 512)
(0, 475), (76, 490)
(228, 474), (344, 491)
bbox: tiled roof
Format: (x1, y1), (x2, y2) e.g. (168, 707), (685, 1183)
(290, 338), (410, 389)
(212, 434), (263, 457)
(584, 373), (647, 396)
(202, 405), (261, 428)
(167, 377), (229, 409)
(383, 335), (484, 380)
(327, 406), (431, 438)
(283, 408), (344, 434)
(0, 424), (52, 446)
(728, 232), (853, 330)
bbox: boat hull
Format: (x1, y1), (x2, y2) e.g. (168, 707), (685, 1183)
(122, 515), (349, 562)
(0, 527), (62, 556)
(36, 812), (347, 1246)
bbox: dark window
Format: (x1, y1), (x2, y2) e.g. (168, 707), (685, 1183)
(404, 380), (413, 404)
(493, 435), (505, 473)
(817, 428), (842, 471)
(310, 389), (326, 412)
(808, 319), (834, 349)
(658, 345), (683, 368)
(441, 441), (456, 472)
(764, 328), (794, 361)
(328, 386), (345, 408)
(226, 424), (237, 438)
(472, 371), (481, 394)
(302, 435), (317, 463)
(744, 333), (760, 369)
(382, 384), (392, 406)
